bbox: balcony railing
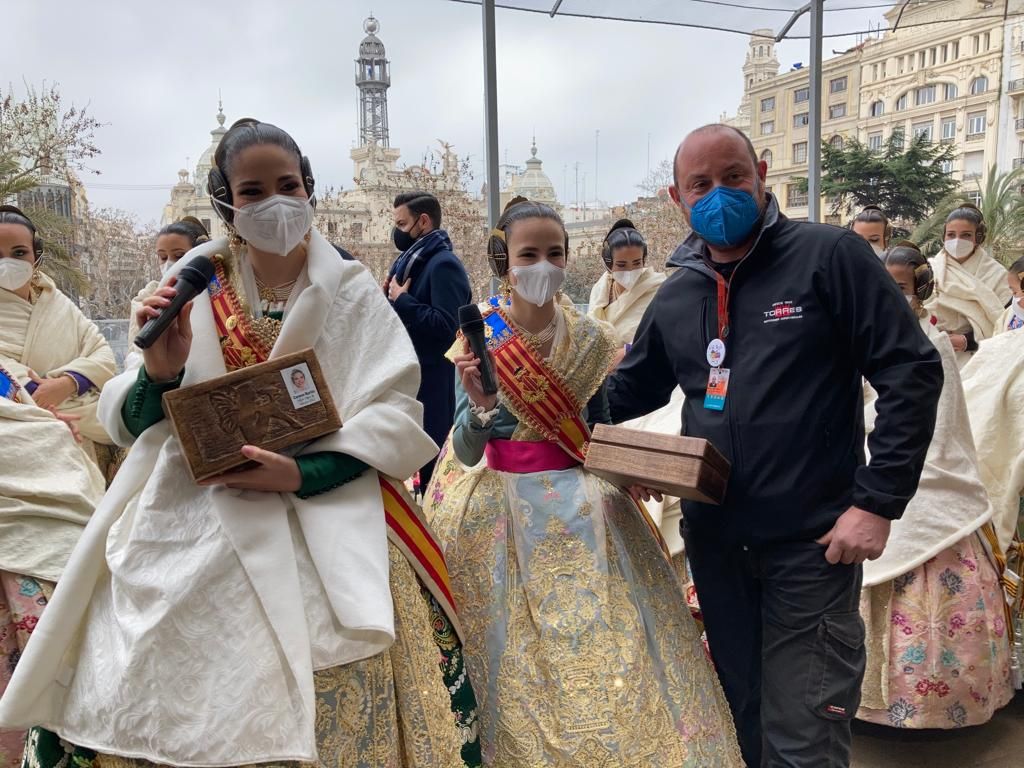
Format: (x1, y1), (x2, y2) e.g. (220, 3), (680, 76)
(1010, 78), (1024, 93)
(787, 194), (809, 208)
(1016, 117), (1024, 130)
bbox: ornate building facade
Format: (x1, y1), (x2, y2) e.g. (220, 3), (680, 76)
(725, 0), (1024, 222)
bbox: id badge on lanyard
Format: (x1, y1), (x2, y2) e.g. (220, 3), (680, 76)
(704, 271), (731, 411)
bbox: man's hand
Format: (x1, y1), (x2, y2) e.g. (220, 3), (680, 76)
(628, 484), (664, 504)
(816, 506), (891, 565)
(388, 276), (411, 301)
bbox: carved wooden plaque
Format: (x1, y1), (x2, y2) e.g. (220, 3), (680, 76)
(584, 424), (730, 505)
(162, 348), (342, 481)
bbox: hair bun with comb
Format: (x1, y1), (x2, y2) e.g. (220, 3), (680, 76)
(601, 219), (647, 269)
(503, 195), (530, 213)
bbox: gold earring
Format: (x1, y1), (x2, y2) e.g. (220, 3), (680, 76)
(228, 228), (244, 259)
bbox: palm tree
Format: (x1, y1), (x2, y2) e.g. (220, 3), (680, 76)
(0, 151), (87, 293)
(912, 165), (1024, 266)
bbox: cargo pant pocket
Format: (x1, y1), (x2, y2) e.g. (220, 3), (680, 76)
(805, 611), (866, 721)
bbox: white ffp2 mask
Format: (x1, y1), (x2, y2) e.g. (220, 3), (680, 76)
(944, 238), (975, 260)
(0, 259), (33, 292)
(612, 267), (646, 291)
(510, 261), (566, 307)
(216, 195), (313, 256)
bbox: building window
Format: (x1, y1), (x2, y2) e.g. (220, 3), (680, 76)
(829, 103), (847, 119)
(967, 111), (986, 137)
(793, 142), (808, 164)
(793, 112), (810, 128)
(830, 76), (848, 93)
(944, 83), (958, 100)
(201, 218), (212, 234)
(871, 64), (879, 81)
(327, 221), (337, 236)
(952, 41), (959, 59)
(868, 132), (883, 151)
(964, 150), (984, 179)
(973, 35), (980, 55)
(983, 32), (990, 51)
(929, 47), (937, 66)
(970, 76), (988, 95)
(794, 87), (809, 103)
(967, 191), (982, 207)
(940, 159), (954, 175)
(349, 222), (363, 240)
(869, 100), (884, 117)
(896, 93), (909, 111)
(892, 127), (905, 149)
(919, 51), (926, 69)
(760, 120), (775, 135)
(941, 44), (948, 64)
(913, 121), (933, 142)
(915, 85), (936, 106)
(787, 184), (809, 208)
(829, 135), (844, 150)
(761, 96), (775, 112)
(941, 117), (956, 141)
(761, 149), (773, 168)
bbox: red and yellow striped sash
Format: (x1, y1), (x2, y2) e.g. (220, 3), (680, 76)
(206, 258), (462, 639)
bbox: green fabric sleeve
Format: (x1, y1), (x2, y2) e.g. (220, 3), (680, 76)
(296, 452), (370, 499)
(121, 366), (184, 438)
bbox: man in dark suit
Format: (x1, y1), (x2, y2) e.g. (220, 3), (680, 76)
(386, 191), (472, 487)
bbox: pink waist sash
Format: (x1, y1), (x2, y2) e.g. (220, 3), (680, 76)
(485, 439), (581, 474)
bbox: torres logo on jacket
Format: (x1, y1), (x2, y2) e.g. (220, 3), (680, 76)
(762, 300), (804, 323)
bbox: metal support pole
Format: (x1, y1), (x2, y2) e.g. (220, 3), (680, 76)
(482, 0), (501, 295)
(808, 0), (823, 223)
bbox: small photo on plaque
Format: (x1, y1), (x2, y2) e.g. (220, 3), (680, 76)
(282, 364), (320, 409)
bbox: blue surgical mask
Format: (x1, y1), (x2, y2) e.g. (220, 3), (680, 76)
(688, 185), (762, 248)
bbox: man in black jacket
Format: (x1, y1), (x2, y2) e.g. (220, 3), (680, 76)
(608, 125), (943, 767)
(386, 191), (471, 487)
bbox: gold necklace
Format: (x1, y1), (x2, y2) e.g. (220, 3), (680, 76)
(254, 275), (297, 304)
(517, 314), (558, 347)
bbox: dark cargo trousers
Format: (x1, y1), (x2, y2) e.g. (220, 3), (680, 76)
(683, 525), (866, 768)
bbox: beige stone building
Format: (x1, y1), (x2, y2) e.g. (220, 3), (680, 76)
(726, 0), (1021, 223)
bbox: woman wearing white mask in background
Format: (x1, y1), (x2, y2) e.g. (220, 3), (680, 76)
(0, 205), (116, 478)
(588, 219), (665, 366)
(127, 217), (210, 345)
(427, 197), (741, 767)
(927, 203), (1011, 366)
(849, 205), (892, 258)
(587, 220), (688, 570)
(995, 256), (1024, 335)
(0, 119), (481, 768)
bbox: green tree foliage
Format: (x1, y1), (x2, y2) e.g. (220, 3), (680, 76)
(0, 82), (103, 294)
(806, 134), (957, 227)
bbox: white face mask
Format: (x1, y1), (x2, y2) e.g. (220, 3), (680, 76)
(1012, 296), (1024, 322)
(215, 194), (313, 256)
(510, 260), (566, 307)
(0, 259), (33, 292)
(159, 260), (171, 276)
(612, 267), (646, 291)
(871, 244), (886, 258)
(944, 238), (975, 260)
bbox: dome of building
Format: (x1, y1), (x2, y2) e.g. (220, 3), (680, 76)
(194, 100), (228, 195)
(360, 16), (386, 57)
(506, 139), (557, 206)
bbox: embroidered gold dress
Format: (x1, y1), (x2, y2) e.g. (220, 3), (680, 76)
(426, 305), (741, 768)
(5, 236), (478, 768)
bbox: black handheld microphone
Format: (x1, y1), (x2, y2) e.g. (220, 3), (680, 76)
(458, 304), (499, 396)
(134, 256), (217, 349)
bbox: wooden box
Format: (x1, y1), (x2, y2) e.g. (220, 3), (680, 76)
(584, 424), (730, 505)
(162, 349), (342, 481)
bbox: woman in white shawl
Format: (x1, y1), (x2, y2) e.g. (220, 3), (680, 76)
(586, 220), (688, 562)
(0, 120), (480, 768)
(858, 244), (1014, 729)
(994, 256), (1023, 336)
(927, 204), (1011, 366)
(0, 206), (117, 479)
(0, 209), (106, 768)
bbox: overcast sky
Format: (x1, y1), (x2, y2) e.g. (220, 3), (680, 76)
(3, 0), (884, 226)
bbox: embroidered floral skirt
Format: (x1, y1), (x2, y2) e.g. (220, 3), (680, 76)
(427, 462), (742, 767)
(18, 545), (480, 768)
(858, 530), (1015, 728)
